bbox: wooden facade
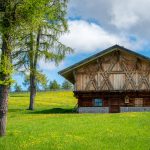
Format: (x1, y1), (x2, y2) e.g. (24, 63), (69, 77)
(59, 45), (150, 113)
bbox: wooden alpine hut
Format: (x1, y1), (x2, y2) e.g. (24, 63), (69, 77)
(59, 45), (150, 113)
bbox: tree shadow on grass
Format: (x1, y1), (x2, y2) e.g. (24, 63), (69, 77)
(10, 95), (29, 97)
(29, 108), (76, 114)
(9, 109), (23, 113)
(8, 108), (77, 114)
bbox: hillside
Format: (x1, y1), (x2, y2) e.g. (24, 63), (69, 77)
(0, 91), (150, 150)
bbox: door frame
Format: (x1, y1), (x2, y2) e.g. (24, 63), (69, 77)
(109, 98), (120, 113)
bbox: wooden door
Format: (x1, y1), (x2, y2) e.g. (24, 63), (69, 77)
(109, 98), (120, 113)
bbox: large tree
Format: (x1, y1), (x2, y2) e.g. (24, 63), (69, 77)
(16, 0), (72, 110)
(0, 0), (51, 136)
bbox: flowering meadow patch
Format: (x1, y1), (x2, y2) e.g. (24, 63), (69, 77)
(0, 91), (149, 150)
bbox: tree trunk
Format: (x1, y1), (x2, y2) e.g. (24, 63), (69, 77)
(29, 73), (36, 110)
(28, 29), (40, 110)
(0, 85), (8, 136)
(0, 35), (11, 136)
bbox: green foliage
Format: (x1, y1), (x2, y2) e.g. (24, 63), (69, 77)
(0, 0), (57, 86)
(49, 80), (60, 90)
(23, 71), (48, 91)
(12, 0), (73, 94)
(0, 0), (50, 34)
(14, 0), (73, 69)
(62, 80), (73, 90)
(36, 71), (48, 88)
(14, 83), (22, 92)
(0, 91), (149, 149)
(0, 55), (14, 85)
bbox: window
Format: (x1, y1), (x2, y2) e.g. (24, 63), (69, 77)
(93, 99), (103, 107)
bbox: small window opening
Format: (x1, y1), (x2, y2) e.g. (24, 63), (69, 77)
(93, 98), (103, 107)
(125, 96), (129, 104)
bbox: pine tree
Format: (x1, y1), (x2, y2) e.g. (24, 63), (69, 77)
(62, 80), (73, 90)
(16, 0), (72, 110)
(49, 80), (60, 90)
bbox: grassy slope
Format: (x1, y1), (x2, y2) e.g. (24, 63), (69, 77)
(0, 91), (150, 150)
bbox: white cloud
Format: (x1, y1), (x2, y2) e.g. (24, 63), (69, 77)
(110, 0), (150, 29)
(60, 20), (146, 53)
(69, 0), (150, 41)
(111, 7), (139, 29)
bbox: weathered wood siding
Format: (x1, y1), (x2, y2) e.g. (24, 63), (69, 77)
(78, 97), (150, 107)
(75, 50), (150, 91)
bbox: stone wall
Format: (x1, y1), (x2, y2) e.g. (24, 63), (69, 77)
(78, 107), (109, 113)
(77, 107), (150, 113)
(120, 107), (150, 112)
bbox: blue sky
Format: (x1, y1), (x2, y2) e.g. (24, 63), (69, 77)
(13, 0), (150, 90)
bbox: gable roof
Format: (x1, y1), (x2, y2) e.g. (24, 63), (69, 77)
(58, 45), (150, 83)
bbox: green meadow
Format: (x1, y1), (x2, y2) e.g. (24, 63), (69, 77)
(0, 91), (150, 150)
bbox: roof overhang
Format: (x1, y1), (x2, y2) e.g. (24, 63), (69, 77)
(58, 45), (150, 83)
